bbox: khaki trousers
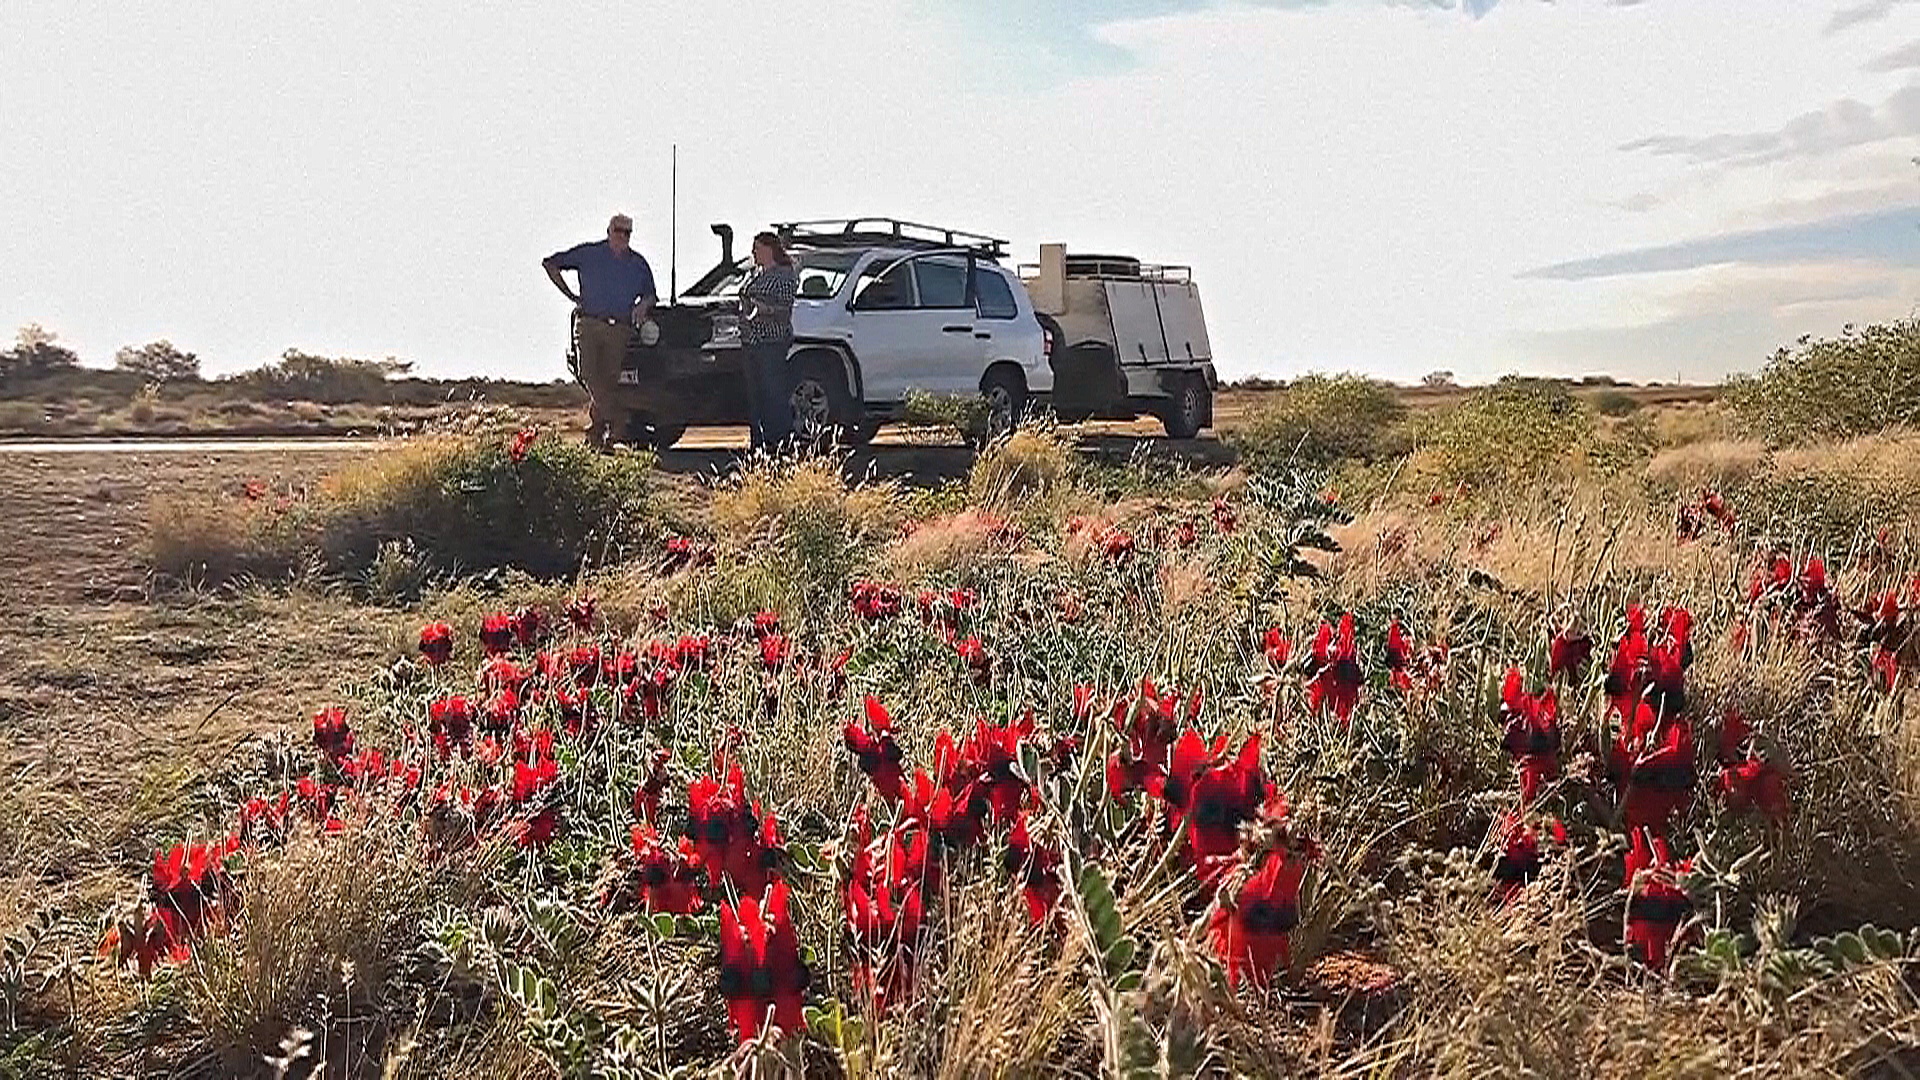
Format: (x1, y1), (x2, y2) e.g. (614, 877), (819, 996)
(576, 316), (632, 440)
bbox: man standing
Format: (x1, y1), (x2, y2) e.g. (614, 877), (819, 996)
(543, 214), (657, 448)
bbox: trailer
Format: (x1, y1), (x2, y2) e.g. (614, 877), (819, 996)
(1021, 245), (1217, 438)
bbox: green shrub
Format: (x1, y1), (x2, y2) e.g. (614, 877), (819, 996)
(1589, 389), (1641, 417)
(150, 433), (659, 587)
(708, 455), (902, 615)
(1422, 376), (1592, 487)
(1725, 319), (1920, 445)
(901, 390), (991, 442)
(1224, 373), (1406, 471)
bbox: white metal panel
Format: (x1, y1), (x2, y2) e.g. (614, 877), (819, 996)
(1153, 282), (1212, 364)
(1105, 281), (1168, 364)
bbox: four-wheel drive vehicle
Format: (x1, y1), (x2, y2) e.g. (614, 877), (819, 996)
(567, 218), (1217, 447)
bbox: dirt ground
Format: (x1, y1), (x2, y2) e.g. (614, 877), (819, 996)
(0, 449), (412, 925)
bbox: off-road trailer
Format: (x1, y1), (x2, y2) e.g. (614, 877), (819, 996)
(1021, 245), (1218, 439)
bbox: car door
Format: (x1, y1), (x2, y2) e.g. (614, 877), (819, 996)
(847, 252), (981, 402)
(971, 264), (1050, 393)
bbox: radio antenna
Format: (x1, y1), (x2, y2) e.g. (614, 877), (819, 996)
(669, 143), (678, 304)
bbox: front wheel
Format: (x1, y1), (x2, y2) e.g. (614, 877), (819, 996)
(788, 355), (859, 450)
(625, 413), (686, 450)
(1159, 377), (1210, 440)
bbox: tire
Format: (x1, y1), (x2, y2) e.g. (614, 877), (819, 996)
(1159, 376), (1209, 440)
(788, 353), (860, 450)
(624, 414), (686, 450)
(973, 367), (1027, 449)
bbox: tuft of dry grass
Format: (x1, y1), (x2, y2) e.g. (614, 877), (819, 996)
(968, 429), (1075, 509)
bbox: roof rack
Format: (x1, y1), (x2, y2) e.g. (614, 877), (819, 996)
(773, 218), (1008, 259)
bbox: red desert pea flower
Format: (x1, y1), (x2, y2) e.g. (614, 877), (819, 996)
(717, 880), (809, 1043)
(1498, 669), (1560, 805)
(102, 837), (240, 975)
(565, 593), (596, 631)
(510, 605), (546, 646)
(1162, 730), (1268, 884)
(631, 748), (672, 823)
(479, 612), (515, 655)
(417, 621), (454, 665)
(1209, 846), (1309, 988)
(1105, 678), (1197, 799)
(1623, 828), (1693, 971)
(845, 696), (908, 802)
(1489, 809), (1565, 903)
(627, 824), (706, 914)
(849, 580), (904, 620)
(1610, 700), (1696, 832)
(843, 812), (934, 1008)
(1716, 757), (1790, 822)
(1305, 613), (1362, 725)
(687, 759), (785, 896)
(1261, 629), (1291, 669)
(1547, 617), (1592, 682)
(311, 706), (354, 761)
(427, 695), (474, 758)
(759, 632), (789, 671)
(1004, 812), (1062, 925)
(1385, 620), (1413, 692)
(508, 427), (537, 462)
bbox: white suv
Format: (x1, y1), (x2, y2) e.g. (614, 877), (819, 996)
(587, 219), (1057, 448)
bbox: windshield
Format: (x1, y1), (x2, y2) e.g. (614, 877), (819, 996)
(696, 249), (860, 300)
(793, 251), (858, 300)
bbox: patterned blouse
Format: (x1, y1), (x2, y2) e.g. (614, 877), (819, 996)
(739, 264), (798, 345)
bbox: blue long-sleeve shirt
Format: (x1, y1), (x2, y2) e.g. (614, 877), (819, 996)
(549, 241), (657, 320)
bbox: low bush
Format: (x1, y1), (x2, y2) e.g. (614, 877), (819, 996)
(1224, 373), (1407, 472)
(708, 455), (903, 616)
(1421, 376), (1593, 488)
(149, 432), (659, 588)
(969, 428), (1075, 508)
(1725, 318), (1920, 445)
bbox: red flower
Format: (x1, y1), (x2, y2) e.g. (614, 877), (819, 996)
(1715, 758), (1789, 822)
(1209, 848), (1308, 987)
(1624, 828), (1693, 971)
(103, 838), (239, 974)
(952, 635), (992, 683)
(1547, 623), (1591, 682)
(687, 760), (784, 896)
(1261, 629), (1291, 670)
(1071, 683), (1096, 723)
(479, 612), (515, 655)
(1163, 730), (1267, 883)
(1385, 620), (1413, 692)
(844, 813), (934, 1008)
(1611, 701), (1696, 832)
(565, 593), (596, 632)
(931, 712), (1035, 831)
(508, 427), (537, 462)
(510, 606), (545, 646)
(628, 824), (705, 913)
(1602, 606), (1650, 723)
(1005, 812), (1062, 925)
(1211, 497), (1237, 533)
(427, 695), (474, 758)
(1105, 678), (1196, 799)
(845, 696), (907, 802)
(418, 621), (453, 665)
(760, 632), (789, 671)
(850, 580), (904, 620)
(632, 748), (672, 823)
(312, 706), (354, 761)
(718, 880), (809, 1043)
(1489, 809), (1565, 903)
(1305, 613), (1362, 725)
(1498, 669), (1560, 804)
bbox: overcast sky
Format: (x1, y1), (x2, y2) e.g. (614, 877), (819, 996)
(3, 0), (1917, 384)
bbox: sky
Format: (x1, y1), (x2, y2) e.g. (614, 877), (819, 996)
(2, 0), (1917, 385)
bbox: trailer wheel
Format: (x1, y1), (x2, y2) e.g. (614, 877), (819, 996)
(1159, 376), (1210, 440)
(624, 414), (686, 451)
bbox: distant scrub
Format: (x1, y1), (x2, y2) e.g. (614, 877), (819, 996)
(150, 433), (659, 589)
(1726, 318), (1920, 445)
(1225, 373), (1407, 471)
(1419, 376), (1593, 488)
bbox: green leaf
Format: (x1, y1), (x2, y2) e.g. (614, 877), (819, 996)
(649, 913), (678, 939)
(1104, 936), (1137, 974)
(1836, 932), (1869, 966)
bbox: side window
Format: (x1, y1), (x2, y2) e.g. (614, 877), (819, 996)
(915, 259), (970, 309)
(973, 268), (1018, 320)
(852, 260), (915, 310)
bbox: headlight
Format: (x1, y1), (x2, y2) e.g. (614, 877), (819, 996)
(637, 319), (661, 347)
(709, 315), (741, 346)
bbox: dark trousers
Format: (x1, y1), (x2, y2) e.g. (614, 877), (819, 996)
(744, 339), (793, 452)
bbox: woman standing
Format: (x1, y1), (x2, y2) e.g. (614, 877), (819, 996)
(739, 232), (799, 452)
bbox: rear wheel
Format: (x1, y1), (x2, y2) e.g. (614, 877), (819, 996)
(972, 368), (1027, 449)
(1159, 376), (1210, 440)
